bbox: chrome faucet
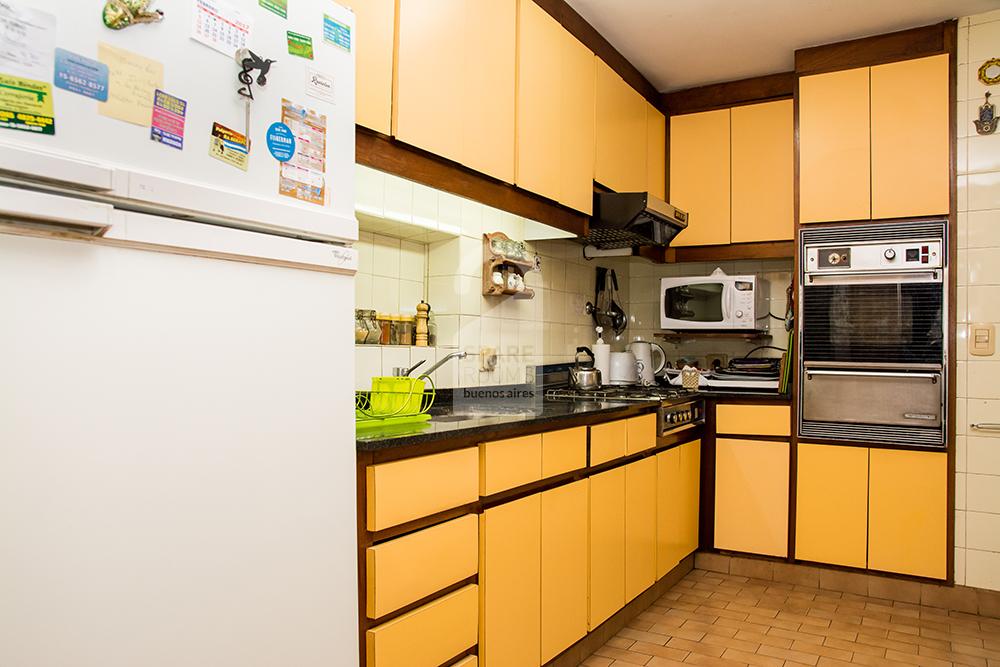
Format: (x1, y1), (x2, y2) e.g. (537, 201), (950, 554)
(418, 351), (467, 378)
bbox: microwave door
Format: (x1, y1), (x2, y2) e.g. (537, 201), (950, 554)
(663, 282), (726, 326)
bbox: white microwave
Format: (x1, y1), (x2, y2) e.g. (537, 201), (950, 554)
(660, 275), (769, 330)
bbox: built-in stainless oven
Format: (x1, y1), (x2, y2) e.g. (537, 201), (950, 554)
(799, 220), (948, 447)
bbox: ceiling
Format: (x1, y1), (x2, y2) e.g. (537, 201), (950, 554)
(565, 0), (1000, 92)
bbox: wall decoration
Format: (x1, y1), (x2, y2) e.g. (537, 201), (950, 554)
(975, 91), (997, 135)
(978, 58), (1000, 86)
(102, 0), (163, 30)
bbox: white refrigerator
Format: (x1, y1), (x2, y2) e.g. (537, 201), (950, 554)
(0, 1), (359, 665)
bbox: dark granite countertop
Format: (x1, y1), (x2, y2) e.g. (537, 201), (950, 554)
(356, 398), (660, 452)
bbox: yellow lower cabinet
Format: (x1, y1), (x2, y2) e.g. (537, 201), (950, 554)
(626, 413), (657, 455)
(795, 443), (868, 568)
(655, 447), (682, 578)
(625, 457), (657, 602)
(541, 426), (587, 478)
(678, 439), (701, 557)
(715, 404), (791, 437)
(480, 434), (542, 496)
(540, 480), (588, 664)
(366, 514), (479, 618)
(589, 467), (625, 630)
(714, 439), (789, 557)
(868, 449), (947, 579)
(590, 419), (627, 466)
(480, 494), (541, 667)
(367, 447), (479, 531)
(365, 584), (478, 667)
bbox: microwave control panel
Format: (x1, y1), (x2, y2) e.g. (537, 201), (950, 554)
(733, 281), (756, 324)
(806, 240), (943, 272)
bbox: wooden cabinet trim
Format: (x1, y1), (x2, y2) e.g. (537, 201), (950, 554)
(795, 21), (953, 75)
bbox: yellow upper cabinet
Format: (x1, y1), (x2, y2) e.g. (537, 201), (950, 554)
(646, 103), (666, 200)
(868, 449), (947, 580)
(515, 0), (596, 214)
(799, 67), (871, 223)
(731, 100), (794, 242)
(350, 0), (395, 134)
(669, 109), (731, 246)
(395, 0), (515, 182)
(461, 0), (516, 183)
(595, 59), (647, 193)
(795, 443), (868, 569)
(871, 54), (950, 219)
(393, 0), (464, 163)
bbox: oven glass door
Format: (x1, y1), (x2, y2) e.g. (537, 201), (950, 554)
(664, 282), (727, 324)
(802, 281), (943, 365)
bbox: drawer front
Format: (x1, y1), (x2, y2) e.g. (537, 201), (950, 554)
(452, 658), (478, 667)
(541, 426), (587, 478)
(626, 413), (657, 454)
(366, 514), (479, 618)
(365, 584), (478, 667)
(716, 404), (791, 437)
(367, 448), (479, 532)
(480, 434), (542, 495)
(590, 419), (627, 466)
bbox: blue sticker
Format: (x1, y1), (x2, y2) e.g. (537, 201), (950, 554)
(323, 14), (351, 51)
(53, 48), (109, 101)
(266, 121), (295, 161)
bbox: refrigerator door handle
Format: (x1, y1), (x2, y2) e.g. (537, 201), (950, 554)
(0, 186), (114, 234)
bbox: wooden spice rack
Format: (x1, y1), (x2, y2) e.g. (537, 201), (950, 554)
(482, 231), (539, 299)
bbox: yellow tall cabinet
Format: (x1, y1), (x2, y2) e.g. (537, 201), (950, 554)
(624, 458), (656, 602)
(480, 494), (541, 667)
(395, 0), (516, 183)
(731, 100), (794, 242)
(795, 443), (868, 568)
(588, 467), (625, 630)
(800, 54), (949, 223)
(516, 0), (596, 214)
(540, 480), (588, 664)
(871, 54), (950, 219)
(350, 0), (395, 134)
(595, 59), (647, 193)
(669, 109), (731, 246)
(868, 449), (947, 579)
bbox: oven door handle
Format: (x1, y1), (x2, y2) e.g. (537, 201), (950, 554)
(804, 270), (941, 285)
(971, 423), (1000, 431)
(804, 369), (940, 381)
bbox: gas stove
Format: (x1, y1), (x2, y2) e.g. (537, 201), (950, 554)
(544, 385), (704, 436)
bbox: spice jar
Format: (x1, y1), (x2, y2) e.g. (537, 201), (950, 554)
(377, 313), (391, 345)
(354, 309), (368, 344)
(397, 316), (415, 346)
(362, 310), (380, 344)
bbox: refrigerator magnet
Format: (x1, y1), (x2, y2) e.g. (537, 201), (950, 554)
(54, 49), (109, 102)
(208, 122), (249, 171)
(323, 14), (350, 52)
(286, 31), (314, 59)
(150, 90), (187, 149)
(266, 122), (295, 161)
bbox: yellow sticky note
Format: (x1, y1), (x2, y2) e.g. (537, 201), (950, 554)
(97, 43), (163, 126)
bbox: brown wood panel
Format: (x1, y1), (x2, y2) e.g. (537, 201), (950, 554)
(356, 128), (588, 237)
(531, 0), (661, 108)
(660, 240), (795, 263)
(662, 72), (795, 115)
(795, 21), (950, 74)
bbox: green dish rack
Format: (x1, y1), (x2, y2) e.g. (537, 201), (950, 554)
(356, 375), (436, 429)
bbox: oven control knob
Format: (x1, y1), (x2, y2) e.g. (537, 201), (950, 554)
(828, 252), (841, 265)
(884, 248), (896, 260)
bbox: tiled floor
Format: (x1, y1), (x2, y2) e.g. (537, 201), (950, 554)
(579, 568), (1000, 667)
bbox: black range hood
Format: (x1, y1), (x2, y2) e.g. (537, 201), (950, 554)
(586, 192), (688, 249)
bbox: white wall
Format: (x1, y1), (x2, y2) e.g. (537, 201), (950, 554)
(955, 9), (1000, 591)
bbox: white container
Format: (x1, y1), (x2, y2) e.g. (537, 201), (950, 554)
(593, 327), (611, 381)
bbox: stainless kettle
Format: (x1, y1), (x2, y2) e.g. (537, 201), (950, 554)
(570, 346), (602, 391)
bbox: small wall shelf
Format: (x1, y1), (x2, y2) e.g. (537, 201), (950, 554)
(655, 330), (773, 342)
(482, 231), (539, 299)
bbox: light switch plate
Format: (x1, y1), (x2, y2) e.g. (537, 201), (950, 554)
(480, 346), (497, 371)
(970, 323), (995, 356)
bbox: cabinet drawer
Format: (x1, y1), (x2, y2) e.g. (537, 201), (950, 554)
(365, 584), (478, 667)
(367, 448), (479, 531)
(716, 404), (790, 437)
(590, 419), (627, 466)
(366, 514), (478, 618)
(541, 426), (587, 478)
(480, 433), (542, 495)
(626, 413), (656, 454)
(453, 658), (478, 667)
